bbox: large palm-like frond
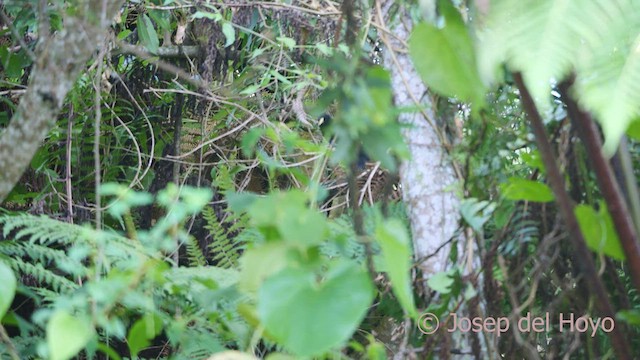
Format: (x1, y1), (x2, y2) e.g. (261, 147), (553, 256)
(480, 0), (640, 155)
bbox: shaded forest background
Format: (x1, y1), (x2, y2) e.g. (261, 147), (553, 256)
(1, 0), (640, 359)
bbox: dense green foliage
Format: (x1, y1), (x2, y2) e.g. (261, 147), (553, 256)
(2, 0), (640, 359)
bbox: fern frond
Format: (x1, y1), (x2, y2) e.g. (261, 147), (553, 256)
(1, 214), (86, 246)
(322, 203), (409, 261)
(0, 214), (152, 257)
(0, 241), (87, 274)
(0, 213), (154, 295)
(480, 0), (640, 154)
(203, 207), (244, 269)
(32, 287), (64, 304)
(498, 205), (540, 256)
(322, 214), (365, 261)
(574, 1), (640, 154)
(185, 235), (208, 267)
(480, 0), (578, 103)
(8, 257), (78, 293)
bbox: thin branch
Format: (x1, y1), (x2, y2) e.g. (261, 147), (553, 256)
(170, 93), (184, 266)
(348, 150), (377, 280)
(559, 79), (640, 293)
(0, 324), (19, 360)
(114, 44), (200, 58)
(617, 138), (640, 237)
(0, 0), (125, 203)
(513, 72), (632, 360)
(116, 41), (210, 90)
(93, 42), (107, 230)
(65, 105), (74, 224)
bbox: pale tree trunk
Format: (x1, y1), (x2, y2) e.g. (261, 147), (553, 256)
(379, 3), (460, 285)
(0, 0), (124, 203)
(379, 2), (484, 359)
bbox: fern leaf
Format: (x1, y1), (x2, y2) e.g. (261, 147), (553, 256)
(9, 257), (78, 293)
(481, 0), (640, 155)
(203, 207), (243, 269)
(480, 0), (577, 106)
(574, 1), (640, 154)
(185, 235), (208, 267)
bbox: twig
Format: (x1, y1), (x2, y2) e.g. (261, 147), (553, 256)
(171, 93), (184, 266)
(348, 153), (377, 280)
(93, 42), (108, 230)
(0, 324), (19, 360)
(374, 0), (464, 182)
(497, 254), (542, 360)
(358, 162), (381, 205)
(617, 138), (640, 237)
(65, 105), (74, 223)
(117, 41), (210, 90)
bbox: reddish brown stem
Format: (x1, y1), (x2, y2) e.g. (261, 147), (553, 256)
(513, 73), (632, 359)
(559, 80), (640, 293)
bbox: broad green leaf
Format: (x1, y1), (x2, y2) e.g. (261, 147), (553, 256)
(0, 48), (28, 78)
(575, 204), (625, 260)
(409, 2), (485, 106)
(315, 43), (332, 56)
(47, 310), (95, 360)
(520, 151), (546, 174)
(148, 9), (171, 33)
(501, 177), (554, 202)
(375, 219), (417, 318)
(360, 127), (408, 173)
(241, 128), (264, 157)
(480, 0), (640, 156)
(617, 309), (640, 326)
(239, 243), (290, 294)
(572, 2), (640, 156)
(366, 340), (387, 360)
(0, 261), (16, 319)
(277, 207), (327, 245)
(250, 47), (266, 60)
(627, 120), (640, 141)
(95, 343), (123, 360)
(246, 191), (327, 245)
(427, 270), (454, 294)
(138, 14), (159, 53)
(127, 313), (164, 357)
(258, 262), (374, 356)
(178, 187), (212, 212)
(464, 284), (478, 301)
(226, 191), (259, 213)
(240, 84), (260, 95)
(577, 45), (640, 156)
(117, 29), (132, 41)
(222, 22), (236, 48)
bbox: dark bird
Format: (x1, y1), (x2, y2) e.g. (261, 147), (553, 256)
(318, 113), (369, 169)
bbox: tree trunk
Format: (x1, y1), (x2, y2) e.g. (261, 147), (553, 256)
(380, 3), (480, 359)
(0, 0), (124, 203)
(380, 4), (460, 282)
